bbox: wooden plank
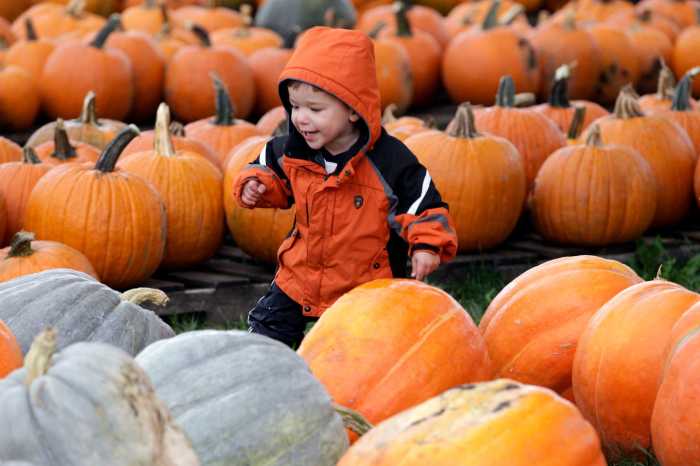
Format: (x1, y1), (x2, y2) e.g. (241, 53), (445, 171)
(164, 271), (250, 289)
(506, 239), (588, 258)
(216, 245), (259, 263)
(201, 258), (275, 283)
(138, 278), (185, 292)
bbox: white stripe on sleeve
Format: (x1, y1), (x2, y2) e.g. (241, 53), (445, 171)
(259, 143), (268, 166)
(407, 171), (432, 215)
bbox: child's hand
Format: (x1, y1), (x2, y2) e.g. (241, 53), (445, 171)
(241, 178), (267, 207)
(411, 251), (440, 281)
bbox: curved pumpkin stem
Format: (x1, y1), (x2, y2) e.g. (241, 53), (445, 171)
(447, 103), (481, 138)
(159, 4), (172, 35)
(211, 73), (237, 126)
(8, 231), (36, 258)
(52, 119), (78, 161)
(154, 103), (176, 157)
(671, 67), (700, 112)
(121, 287), (170, 307)
(382, 103), (399, 124)
(514, 92), (535, 107)
(613, 85), (644, 119)
(24, 328), (57, 385)
(90, 14), (121, 49)
(22, 146), (42, 165)
(79, 91), (100, 125)
(95, 125), (140, 172)
(187, 22), (211, 47)
(65, 0), (85, 17)
(585, 124), (603, 147)
(549, 64), (572, 108)
(368, 20), (387, 39)
(655, 60), (676, 101)
(495, 75), (516, 107)
(25, 18), (38, 41)
(394, 1), (412, 37)
(500, 4), (524, 26)
(567, 105), (587, 140)
(334, 403), (373, 437)
(481, 0), (502, 30)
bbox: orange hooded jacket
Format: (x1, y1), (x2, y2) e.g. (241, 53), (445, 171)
(234, 26), (458, 317)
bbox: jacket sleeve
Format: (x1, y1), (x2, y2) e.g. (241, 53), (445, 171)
(393, 152), (458, 264)
(232, 139), (294, 209)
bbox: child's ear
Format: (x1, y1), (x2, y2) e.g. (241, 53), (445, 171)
(349, 111), (360, 123)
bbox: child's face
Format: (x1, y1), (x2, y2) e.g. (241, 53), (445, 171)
(288, 82), (360, 155)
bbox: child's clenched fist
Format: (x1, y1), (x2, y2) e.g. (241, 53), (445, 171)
(241, 179), (267, 208)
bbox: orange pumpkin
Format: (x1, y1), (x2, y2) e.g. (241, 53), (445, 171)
(573, 280), (700, 458)
(0, 231), (98, 282)
(0, 137), (22, 164)
(248, 47), (292, 116)
(672, 17), (700, 98)
(664, 301), (700, 366)
(0, 147), (51, 244)
(358, 2), (450, 50)
(480, 256), (643, 401)
(0, 319), (22, 378)
(444, 0), (531, 39)
(638, 61), (685, 112)
(404, 104), (526, 251)
(209, 5), (283, 57)
(636, 0), (700, 29)
(0, 0), (32, 22)
(583, 86), (696, 228)
(12, 0), (105, 40)
(3, 18), (56, 82)
(27, 91), (127, 150)
(474, 76), (566, 190)
(121, 0), (165, 34)
(532, 64), (609, 134)
(33, 119), (101, 166)
(0, 64), (40, 131)
(223, 135), (295, 263)
(651, 324), (700, 466)
(372, 34), (413, 113)
(170, 2), (243, 32)
(382, 104), (432, 141)
(606, 9), (680, 43)
(153, 6), (199, 62)
(660, 68), (700, 159)
(24, 125), (166, 289)
(164, 24), (255, 122)
(442, 4), (540, 106)
(40, 15), (133, 120)
(118, 104), (223, 269)
(256, 105), (287, 135)
(531, 125), (657, 246)
(627, 22), (673, 94)
(298, 279), (492, 441)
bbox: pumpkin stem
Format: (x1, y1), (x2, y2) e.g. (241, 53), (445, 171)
(549, 64), (572, 108)
(159, 4), (172, 35)
(154, 103), (176, 158)
(52, 119), (78, 161)
(121, 287), (170, 307)
(446, 103), (481, 138)
(187, 22), (211, 47)
(536, 10), (550, 26)
(8, 231), (36, 258)
(79, 91), (99, 125)
(22, 146), (42, 165)
(500, 4), (524, 25)
(95, 125), (140, 172)
(334, 403), (373, 437)
(671, 67), (700, 112)
(368, 20), (387, 38)
(514, 92), (535, 107)
(25, 18), (38, 41)
(211, 73), (237, 125)
(482, 0), (501, 30)
(382, 103), (399, 124)
(394, 1), (412, 36)
(613, 85), (644, 119)
(90, 14), (121, 49)
(65, 0), (85, 17)
(638, 9), (652, 22)
(655, 60), (676, 100)
(567, 105), (586, 140)
(562, 8), (576, 29)
(585, 124), (603, 147)
(495, 75), (516, 107)
(24, 328), (57, 385)
(143, 0), (158, 8)
(240, 3), (253, 28)
(169, 121), (186, 137)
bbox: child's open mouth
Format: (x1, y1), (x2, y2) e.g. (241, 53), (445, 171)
(301, 130), (318, 138)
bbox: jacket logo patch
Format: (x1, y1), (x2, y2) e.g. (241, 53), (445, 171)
(354, 195), (364, 209)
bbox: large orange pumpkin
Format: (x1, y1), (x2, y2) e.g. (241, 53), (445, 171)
(572, 280), (700, 458)
(0, 147), (51, 245)
(651, 325), (700, 466)
(583, 86), (696, 228)
(531, 125), (657, 246)
(403, 104), (526, 251)
(247, 46), (292, 117)
(223, 135), (295, 263)
(118, 103), (224, 269)
(298, 279), (492, 441)
(337, 380), (606, 466)
(474, 75), (566, 190)
(0, 319), (22, 378)
(256, 105), (287, 135)
(40, 14), (133, 120)
(24, 125), (166, 289)
(480, 256), (642, 401)
(0, 231), (98, 282)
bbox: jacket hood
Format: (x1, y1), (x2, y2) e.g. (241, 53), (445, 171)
(278, 26), (382, 152)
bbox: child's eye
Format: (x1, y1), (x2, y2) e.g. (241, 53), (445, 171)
(310, 108), (322, 112)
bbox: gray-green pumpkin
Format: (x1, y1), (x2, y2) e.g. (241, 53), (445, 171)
(136, 330), (349, 466)
(0, 268), (174, 356)
(0, 329), (200, 466)
(254, 0), (357, 47)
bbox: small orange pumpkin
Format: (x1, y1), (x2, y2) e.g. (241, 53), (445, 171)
(0, 319), (22, 378)
(33, 119), (101, 166)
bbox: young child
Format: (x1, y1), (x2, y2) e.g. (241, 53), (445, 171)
(233, 26), (458, 348)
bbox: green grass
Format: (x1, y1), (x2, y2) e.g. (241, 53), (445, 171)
(164, 313), (248, 334)
(626, 236), (700, 291)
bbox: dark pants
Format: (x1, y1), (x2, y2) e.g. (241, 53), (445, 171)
(248, 282), (316, 348)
